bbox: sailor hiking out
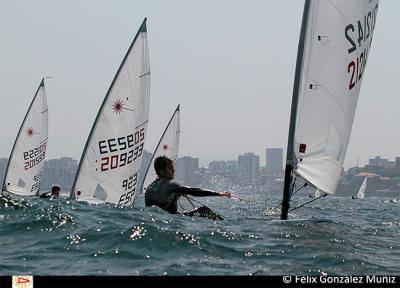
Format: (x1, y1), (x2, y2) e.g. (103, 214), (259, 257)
(145, 156), (232, 219)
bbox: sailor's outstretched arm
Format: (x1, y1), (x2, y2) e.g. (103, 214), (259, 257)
(169, 181), (231, 198)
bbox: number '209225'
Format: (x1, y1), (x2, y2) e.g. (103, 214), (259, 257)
(99, 128), (145, 172)
(100, 143), (144, 171)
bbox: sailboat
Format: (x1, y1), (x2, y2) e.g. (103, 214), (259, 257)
(70, 18), (150, 207)
(139, 104), (180, 193)
(139, 105), (224, 220)
(352, 176), (367, 199)
(2, 79), (48, 196)
(281, 0), (379, 220)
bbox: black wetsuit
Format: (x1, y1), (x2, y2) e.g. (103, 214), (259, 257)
(145, 177), (220, 214)
(39, 192), (52, 198)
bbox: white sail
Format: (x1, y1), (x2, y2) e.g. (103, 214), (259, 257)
(140, 105), (180, 193)
(356, 176), (367, 199)
(281, 0), (379, 219)
(293, 0), (379, 195)
(71, 18), (150, 206)
(2, 79), (48, 196)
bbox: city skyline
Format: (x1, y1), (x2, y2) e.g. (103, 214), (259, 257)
(2, 150), (398, 171)
(2, 150), (399, 197)
(1, 1), (400, 169)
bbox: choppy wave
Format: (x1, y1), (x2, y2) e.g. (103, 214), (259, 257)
(1, 192), (400, 275)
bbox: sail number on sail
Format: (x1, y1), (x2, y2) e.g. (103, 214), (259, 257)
(23, 142), (47, 170)
(98, 128), (145, 171)
(119, 172), (138, 205)
(31, 168), (43, 192)
(345, 3), (379, 91)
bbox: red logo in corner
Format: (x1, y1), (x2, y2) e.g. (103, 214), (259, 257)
(12, 276), (33, 288)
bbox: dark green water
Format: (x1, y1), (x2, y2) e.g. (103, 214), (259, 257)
(1, 192), (399, 275)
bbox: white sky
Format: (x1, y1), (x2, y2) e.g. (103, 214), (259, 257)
(0, 0), (399, 169)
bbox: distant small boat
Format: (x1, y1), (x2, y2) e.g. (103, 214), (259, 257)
(2, 79), (48, 197)
(139, 104), (180, 193)
(71, 18), (150, 206)
(352, 176), (367, 199)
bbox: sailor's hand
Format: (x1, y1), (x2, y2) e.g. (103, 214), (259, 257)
(219, 191), (232, 198)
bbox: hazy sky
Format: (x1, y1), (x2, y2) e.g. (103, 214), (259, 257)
(0, 0), (399, 169)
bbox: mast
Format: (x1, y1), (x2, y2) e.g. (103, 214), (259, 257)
(70, 18), (147, 199)
(2, 78), (45, 194)
(281, 0), (311, 220)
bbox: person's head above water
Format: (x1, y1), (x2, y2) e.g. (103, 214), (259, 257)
(51, 185), (60, 197)
(154, 156), (174, 179)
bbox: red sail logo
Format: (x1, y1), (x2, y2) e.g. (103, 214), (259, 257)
(12, 276), (33, 288)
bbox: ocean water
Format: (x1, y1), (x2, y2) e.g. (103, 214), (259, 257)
(1, 190), (400, 276)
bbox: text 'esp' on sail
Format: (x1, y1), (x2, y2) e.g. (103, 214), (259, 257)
(71, 18), (150, 207)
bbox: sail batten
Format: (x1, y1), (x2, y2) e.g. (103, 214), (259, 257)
(2, 79), (48, 196)
(282, 0), (379, 219)
(71, 18), (150, 206)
